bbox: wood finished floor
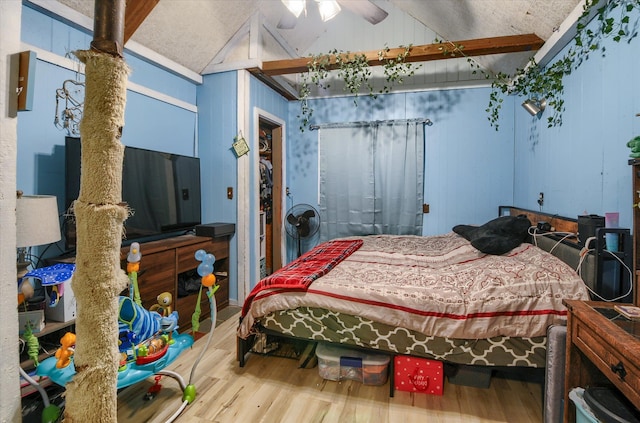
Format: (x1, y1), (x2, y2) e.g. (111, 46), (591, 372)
(117, 309), (543, 423)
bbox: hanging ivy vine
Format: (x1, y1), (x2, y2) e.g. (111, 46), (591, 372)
(434, 0), (639, 130)
(295, 1), (638, 132)
(485, 0), (640, 130)
(297, 45), (420, 131)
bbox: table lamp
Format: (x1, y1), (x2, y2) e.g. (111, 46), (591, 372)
(16, 192), (61, 302)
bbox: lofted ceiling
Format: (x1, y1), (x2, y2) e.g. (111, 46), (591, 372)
(51, 0), (584, 97)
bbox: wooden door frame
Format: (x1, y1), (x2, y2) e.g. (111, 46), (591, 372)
(236, 70), (251, 303)
(254, 108), (286, 279)
(235, 70), (287, 303)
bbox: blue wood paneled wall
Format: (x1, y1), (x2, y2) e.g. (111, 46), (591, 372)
(197, 71), (239, 302)
(286, 88), (516, 237)
(15, 3), (640, 303)
(17, 5), (198, 257)
(513, 8), (640, 230)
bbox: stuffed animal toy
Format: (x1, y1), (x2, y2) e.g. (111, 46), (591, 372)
(150, 292), (173, 317)
(55, 332), (76, 369)
(627, 136), (640, 158)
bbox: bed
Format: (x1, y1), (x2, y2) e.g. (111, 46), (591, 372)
(237, 207), (592, 392)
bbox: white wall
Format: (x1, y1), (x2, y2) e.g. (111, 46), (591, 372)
(0, 1), (23, 420)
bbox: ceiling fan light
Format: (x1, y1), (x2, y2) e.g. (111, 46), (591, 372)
(318, 0), (341, 22)
(282, 0), (305, 18)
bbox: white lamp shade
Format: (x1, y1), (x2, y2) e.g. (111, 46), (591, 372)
(16, 195), (61, 248)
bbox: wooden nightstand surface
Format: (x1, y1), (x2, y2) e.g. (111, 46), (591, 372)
(563, 300), (640, 422)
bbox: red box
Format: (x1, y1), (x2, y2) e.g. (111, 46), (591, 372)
(394, 356), (443, 395)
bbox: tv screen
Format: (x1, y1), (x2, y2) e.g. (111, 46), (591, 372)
(64, 137), (202, 249)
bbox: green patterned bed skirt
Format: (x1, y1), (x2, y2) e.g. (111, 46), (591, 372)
(256, 307), (547, 368)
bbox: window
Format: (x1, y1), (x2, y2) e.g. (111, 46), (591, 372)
(318, 121), (425, 240)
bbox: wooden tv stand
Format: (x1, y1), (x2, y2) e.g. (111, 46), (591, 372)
(119, 234), (230, 332)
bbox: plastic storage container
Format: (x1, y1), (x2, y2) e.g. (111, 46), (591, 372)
(316, 343), (390, 385)
(570, 387), (600, 423)
(584, 386), (640, 423)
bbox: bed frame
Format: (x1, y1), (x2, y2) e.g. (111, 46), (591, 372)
(236, 206), (621, 396)
(499, 205), (578, 234)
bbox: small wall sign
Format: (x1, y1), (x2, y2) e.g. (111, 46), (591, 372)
(232, 134), (249, 158)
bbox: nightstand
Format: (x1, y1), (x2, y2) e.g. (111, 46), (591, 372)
(563, 300), (640, 422)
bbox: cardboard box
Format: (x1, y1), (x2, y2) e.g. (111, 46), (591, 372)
(18, 310), (45, 334)
(394, 355), (444, 395)
(316, 343), (390, 385)
(45, 279), (76, 322)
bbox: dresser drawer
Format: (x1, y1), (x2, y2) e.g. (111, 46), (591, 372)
(573, 318), (640, 404)
(136, 249), (176, 310)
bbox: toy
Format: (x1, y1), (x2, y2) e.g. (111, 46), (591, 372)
(149, 291), (173, 316)
(118, 295), (179, 348)
(191, 249), (218, 333)
(627, 136), (640, 158)
(19, 367), (62, 423)
(144, 375), (164, 400)
(35, 247), (220, 422)
(17, 278), (34, 307)
(22, 263), (75, 308)
(127, 242), (142, 306)
(22, 324), (41, 366)
(54, 332), (76, 369)
(135, 333), (170, 365)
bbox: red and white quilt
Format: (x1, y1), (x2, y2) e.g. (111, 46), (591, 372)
(238, 233), (590, 340)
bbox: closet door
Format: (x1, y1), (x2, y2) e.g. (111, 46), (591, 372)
(271, 126), (283, 271)
(258, 122), (283, 276)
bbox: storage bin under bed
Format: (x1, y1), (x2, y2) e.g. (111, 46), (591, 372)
(316, 343), (390, 385)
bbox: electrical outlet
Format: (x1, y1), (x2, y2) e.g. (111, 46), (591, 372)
(538, 192), (544, 207)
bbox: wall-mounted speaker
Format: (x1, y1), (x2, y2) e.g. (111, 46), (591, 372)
(17, 50), (36, 112)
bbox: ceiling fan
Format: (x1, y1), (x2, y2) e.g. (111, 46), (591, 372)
(278, 0), (388, 29)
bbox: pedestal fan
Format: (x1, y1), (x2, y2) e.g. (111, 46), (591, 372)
(285, 204), (320, 257)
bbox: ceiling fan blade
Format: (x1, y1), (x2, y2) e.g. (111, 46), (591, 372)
(277, 10), (298, 29)
(337, 0), (388, 25)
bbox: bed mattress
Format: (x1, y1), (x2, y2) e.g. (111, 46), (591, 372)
(239, 233), (590, 341)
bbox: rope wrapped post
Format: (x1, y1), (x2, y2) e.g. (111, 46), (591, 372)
(64, 1), (129, 420)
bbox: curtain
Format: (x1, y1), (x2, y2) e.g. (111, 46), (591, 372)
(319, 121), (424, 241)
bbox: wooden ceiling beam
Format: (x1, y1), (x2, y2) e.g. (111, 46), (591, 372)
(260, 34), (544, 76)
(123, 0), (159, 44)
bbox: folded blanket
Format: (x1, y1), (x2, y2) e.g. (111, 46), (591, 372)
(241, 239), (363, 316)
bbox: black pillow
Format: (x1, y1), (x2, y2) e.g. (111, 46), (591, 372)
(453, 215), (532, 255)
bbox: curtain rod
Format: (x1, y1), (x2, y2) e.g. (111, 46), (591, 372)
(309, 118), (433, 131)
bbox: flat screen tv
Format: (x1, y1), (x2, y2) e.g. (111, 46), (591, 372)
(64, 137), (202, 250)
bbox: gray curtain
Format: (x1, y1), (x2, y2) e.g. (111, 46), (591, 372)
(319, 121), (424, 241)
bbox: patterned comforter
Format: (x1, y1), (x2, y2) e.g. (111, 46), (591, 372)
(238, 233), (590, 340)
